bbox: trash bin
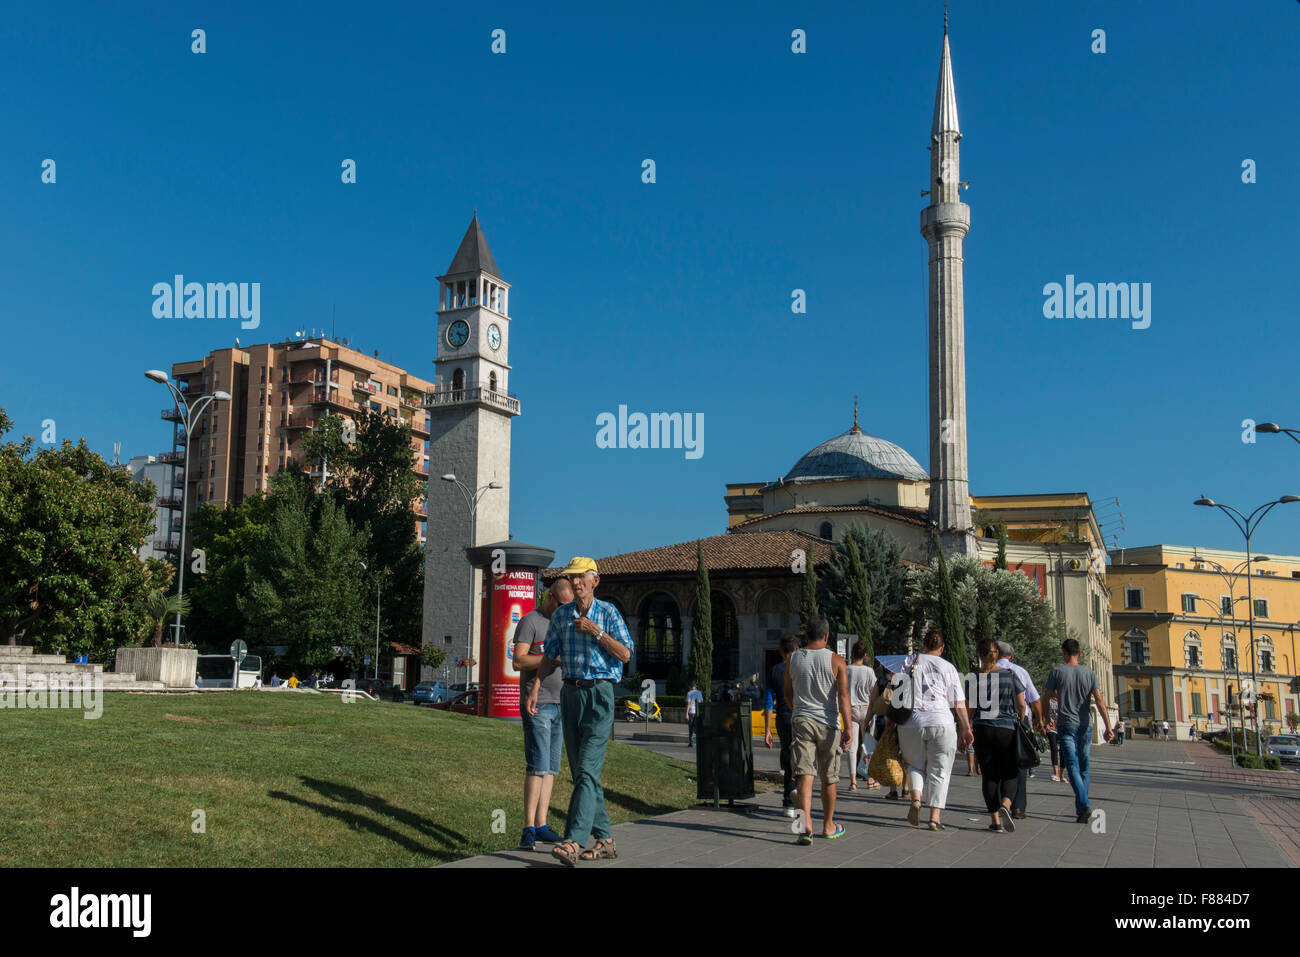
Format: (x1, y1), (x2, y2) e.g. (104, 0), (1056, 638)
(696, 700), (755, 802)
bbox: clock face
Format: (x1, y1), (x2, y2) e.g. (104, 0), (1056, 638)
(447, 320), (470, 348)
(487, 323), (501, 350)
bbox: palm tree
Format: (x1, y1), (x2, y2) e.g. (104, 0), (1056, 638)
(144, 589), (191, 647)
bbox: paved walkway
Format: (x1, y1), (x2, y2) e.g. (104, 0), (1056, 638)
(444, 731), (1297, 868)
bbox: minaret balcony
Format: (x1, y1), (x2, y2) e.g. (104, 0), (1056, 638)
(423, 387), (520, 416)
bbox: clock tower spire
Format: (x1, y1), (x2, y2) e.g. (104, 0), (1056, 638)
(422, 215), (519, 683)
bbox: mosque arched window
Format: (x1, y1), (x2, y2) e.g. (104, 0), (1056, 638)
(818, 522), (833, 540)
(636, 592), (681, 680)
(710, 591), (740, 680)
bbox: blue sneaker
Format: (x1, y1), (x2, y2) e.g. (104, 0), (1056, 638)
(519, 827), (536, 850)
(534, 825), (563, 844)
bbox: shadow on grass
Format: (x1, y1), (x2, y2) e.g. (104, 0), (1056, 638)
(602, 788), (679, 817)
(268, 778), (471, 862)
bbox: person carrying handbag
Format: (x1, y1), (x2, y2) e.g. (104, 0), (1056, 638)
(892, 628), (974, 831)
(966, 637), (1027, 832)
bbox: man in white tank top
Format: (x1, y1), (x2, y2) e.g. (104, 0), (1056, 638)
(783, 617), (851, 843)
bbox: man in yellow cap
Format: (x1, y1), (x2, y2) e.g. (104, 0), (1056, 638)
(525, 557), (633, 866)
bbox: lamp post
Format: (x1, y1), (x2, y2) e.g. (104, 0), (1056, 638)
(1189, 592), (1251, 763)
(145, 370), (231, 646)
(358, 562), (381, 680)
(1256, 422), (1300, 446)
(441, 474), (502, 687)
(1193, 496), (1300, 753)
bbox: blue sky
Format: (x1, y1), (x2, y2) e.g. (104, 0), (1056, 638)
(3, 0), (1299, 567)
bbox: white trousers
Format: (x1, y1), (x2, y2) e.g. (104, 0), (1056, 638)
(897, 722), (957, 809)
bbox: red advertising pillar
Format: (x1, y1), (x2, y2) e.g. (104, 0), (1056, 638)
(465, 540), (556, 718)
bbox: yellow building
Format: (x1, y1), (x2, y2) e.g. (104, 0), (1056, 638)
(1108, 544), (1300, 739)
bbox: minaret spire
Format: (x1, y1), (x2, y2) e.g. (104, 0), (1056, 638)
(921, 23), (975, 557)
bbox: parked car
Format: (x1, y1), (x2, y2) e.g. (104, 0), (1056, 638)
(431, 690), (479, 716)
(412, 681), (453, 706)
(355, 678), (404, 702)
(1267, 735), (1300, 763)
(449, 682), (480, 694)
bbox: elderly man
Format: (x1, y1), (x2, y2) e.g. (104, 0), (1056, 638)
(526, 557), (633, 866)
(996, 641), (1044, 821)
(512, 577), (574, 850)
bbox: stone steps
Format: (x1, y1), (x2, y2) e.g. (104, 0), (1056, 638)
(0, 646), (166, 692)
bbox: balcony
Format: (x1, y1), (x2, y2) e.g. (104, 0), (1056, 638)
(156, 495), (183, 508)
(422, 387), (520, 416)
(158, 450), (185, 464)
(408, 415), (430, 437)
(285, 416), (317, 430)
(400, 395), (422, 410)
(353, 380), (380, 395)
(160, 407), (182, 422)
(414, 504), (428, 519)
(413, 463), (429, 478)
(286, 371), (335, 387)
(180, 382), (206, 398)
(152, 539), (180, 552)
(309, 389), (360, 412)
(175, 429), (188, 446)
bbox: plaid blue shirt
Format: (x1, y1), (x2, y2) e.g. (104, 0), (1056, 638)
(543, 599), (633, 681)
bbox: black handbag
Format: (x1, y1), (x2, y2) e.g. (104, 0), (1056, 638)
(885, 655), (919, 726)
(1014, 714), (1041, 769)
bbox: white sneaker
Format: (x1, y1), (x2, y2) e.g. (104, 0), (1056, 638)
(783, 807), (799, 819)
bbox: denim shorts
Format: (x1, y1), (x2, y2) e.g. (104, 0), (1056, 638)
(522, 702), (563, 776)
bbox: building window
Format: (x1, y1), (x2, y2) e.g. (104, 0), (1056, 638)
(636, 592), (683, 681)
(1191, 692), (1203, 715)
(1130, 641), (1146, 665)
(260, 367), (265, 382)
(1092, 593), (1102, 624)
(1221, 595), (1232, 615)
(257, 437), (262, 451)
(818, 521), (833, 540)
(1222, 635), (1237, 672)
(1176, 562), (1185, 569)
(1181, 593), (1198, 613)
(1130, 689), (1147, 713)
(1125, 587), (1142, 609)
(387, 385), (398, 396)
(1254, 598), (1269, 619)
(1266, 699), (1277, 720)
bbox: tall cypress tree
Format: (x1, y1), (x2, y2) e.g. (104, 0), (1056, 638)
(800, 542), (819, 643)
(690, 540), (713, 695)
(843, 537), (873, 660)
(933, 535), (971, 673)
(994, 522), (1009, 571)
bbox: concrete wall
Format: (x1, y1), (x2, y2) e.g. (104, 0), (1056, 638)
(115, 647), (198, 688)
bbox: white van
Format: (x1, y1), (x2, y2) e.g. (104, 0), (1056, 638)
(195, 654), (263, 689)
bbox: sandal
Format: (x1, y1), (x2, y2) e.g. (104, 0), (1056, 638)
(907, 799), (921, 827)
(796, 831), (814, 846)
(866, 781), (881, 790)
(928, 821), (946, 831)
(579, 838), (617, 861)
(551, 840), (581, 867)
(821, 823), (846, 839)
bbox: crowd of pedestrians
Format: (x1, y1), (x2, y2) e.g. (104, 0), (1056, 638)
(758, 621), (1114, 844)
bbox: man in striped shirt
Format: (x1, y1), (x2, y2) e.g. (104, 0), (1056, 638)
(526, 557), (633, 866)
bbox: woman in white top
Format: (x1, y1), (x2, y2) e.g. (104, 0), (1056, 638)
(890, 628), (975, 830)
(846, 641), (878, 791)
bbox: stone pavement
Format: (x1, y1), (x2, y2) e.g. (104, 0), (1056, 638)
(444, 729), (1297, 868)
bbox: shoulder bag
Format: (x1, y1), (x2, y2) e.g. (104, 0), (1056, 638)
(885, 655), (920, 726)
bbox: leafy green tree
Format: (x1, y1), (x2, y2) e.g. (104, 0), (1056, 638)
(818, 524), (910, 654)
(0, 410), (157, 659)
(690, 540), (713, 694)
(142, 589), (191, 647)
(302, 411), (425, 645)
(799, 543), (819, 642)
(185, 491), (275, 649)
(420, 644), (447, 672)
(238, 470), (370, 668)
(932, 537), (971, 673)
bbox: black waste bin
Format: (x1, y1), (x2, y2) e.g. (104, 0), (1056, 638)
(696, 700), (755, 803)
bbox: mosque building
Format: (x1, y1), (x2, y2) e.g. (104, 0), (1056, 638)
(554, 24), (1115, 708)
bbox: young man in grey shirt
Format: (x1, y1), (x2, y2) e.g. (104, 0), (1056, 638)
(513, 578), (573, 849)
(1046, 638), (1114, 823)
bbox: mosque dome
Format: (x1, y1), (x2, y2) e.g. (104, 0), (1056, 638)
(783, 418), (928, 484)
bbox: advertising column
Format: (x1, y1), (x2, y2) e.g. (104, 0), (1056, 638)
(465, 540), (556, 719)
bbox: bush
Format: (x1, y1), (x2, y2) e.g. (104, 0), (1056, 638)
(1236, 753), (1281, 771)
(1264, 756), (1283, 771)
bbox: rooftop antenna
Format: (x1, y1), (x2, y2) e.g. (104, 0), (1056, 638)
(331, 304), (336, 342)
(113, 441), (121, 466)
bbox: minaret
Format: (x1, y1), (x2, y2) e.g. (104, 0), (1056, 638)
(921, 17), (975, 556)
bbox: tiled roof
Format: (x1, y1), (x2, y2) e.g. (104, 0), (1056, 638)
(390, 643), (422, 655)
(544, 530), (836, 579)
(731, 502), (930, 531)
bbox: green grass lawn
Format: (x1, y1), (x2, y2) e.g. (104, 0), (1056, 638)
(0, 692), (697, 866)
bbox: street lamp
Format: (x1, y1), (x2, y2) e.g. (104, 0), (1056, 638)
(145, 370), (231, 646)
(358, 561), (381, 680)
(442, 474), (503, 687)
(1193, 495), (1300, 753)
(1188, 592), (1251, 764)
(1256, 422), (1300, 446)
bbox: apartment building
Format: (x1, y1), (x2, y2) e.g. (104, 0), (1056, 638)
(156, 337), (435, 546)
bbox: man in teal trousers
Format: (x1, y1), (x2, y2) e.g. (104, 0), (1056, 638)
(525, 557), (633, 866)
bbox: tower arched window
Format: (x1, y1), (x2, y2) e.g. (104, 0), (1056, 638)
(489, 372), (497, 394)
(451, 368), (464, 397)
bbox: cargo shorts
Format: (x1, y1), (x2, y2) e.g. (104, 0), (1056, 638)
(791, 715), (841, 785)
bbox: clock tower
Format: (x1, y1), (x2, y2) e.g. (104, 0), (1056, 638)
(422, 215), (519, 682)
